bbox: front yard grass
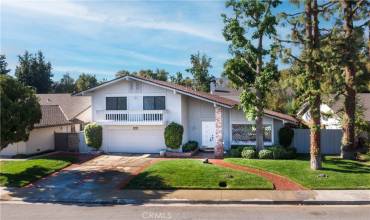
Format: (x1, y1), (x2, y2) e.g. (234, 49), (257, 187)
(225, 155), (370, 189)
(0, 155), (77, 187)
(126, 159), (273, 189)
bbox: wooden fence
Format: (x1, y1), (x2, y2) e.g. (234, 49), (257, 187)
(293, 129), (342, 155)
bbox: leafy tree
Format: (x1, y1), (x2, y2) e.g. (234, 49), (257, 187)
(186, 52), (215, 92)
(52, 73), (76, 93)
(266, 69), (301, 115)
(15, 51), (53, 93)
(153, 69), (169, 81)
(75, 73), (98, 92)
(115, 70), (131, 78)
(0, 55), (11, 75)
(133, 69), (169, 81)
(170, 72), (193, 87)
(0, 75), (42, 149)
(222, 0), (280, 151)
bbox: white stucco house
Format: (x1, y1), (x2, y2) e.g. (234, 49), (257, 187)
(0, 94), (91, 157)
(75, 75), (298, 154)
(297, 93), (370, 129)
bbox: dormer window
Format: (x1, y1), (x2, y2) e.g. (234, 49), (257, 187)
(106, 97), (127, 110)
(143, 96), (165, 110)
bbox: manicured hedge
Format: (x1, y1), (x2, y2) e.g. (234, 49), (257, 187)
(182, 140), (198, 152)
(164, 122), (183, 149)
(267, 145), (297, 159)
(279, 126), (294, 147)
(241, 148), (257, 159)
(258, 149), (273, 159)
(84, 123), (102, 150)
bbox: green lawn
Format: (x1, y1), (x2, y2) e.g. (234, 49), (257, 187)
(0, 155), (77, 187)
(225, 155), (370, 189)
(126, 159), (273, 189)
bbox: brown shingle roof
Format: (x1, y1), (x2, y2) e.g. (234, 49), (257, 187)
(34, 105), (72, 128)
(37, 94), (91, 120)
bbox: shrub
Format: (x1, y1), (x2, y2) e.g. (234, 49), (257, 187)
(279, 126), (294, 147)
(164, 122), (183, 149)
(84, 123), (102, 150)
(285, 147), (297, 159)
(267, 145), (297, 159)
(229, 148), (242, 157)
(241, 148), (257, 159)
(182, 140), (198, 152)
(258, 149), (273, 159)
(231, 145), (255, 150)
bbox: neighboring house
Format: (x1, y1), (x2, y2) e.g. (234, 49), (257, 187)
(37, 93), (92, 130)
(297, 93), (370, 129)
(75, 75), (297, 154)
(0, 94), (91, 157)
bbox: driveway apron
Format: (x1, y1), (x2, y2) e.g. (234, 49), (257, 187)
(10, 154), (156, 202)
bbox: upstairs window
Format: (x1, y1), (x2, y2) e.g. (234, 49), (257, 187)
(106, 97), (127, 110)
(143, 96), (165, 110)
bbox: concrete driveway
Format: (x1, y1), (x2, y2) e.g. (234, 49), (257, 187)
(7, 154), (157, 202)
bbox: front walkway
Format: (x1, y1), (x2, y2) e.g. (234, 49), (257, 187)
(210, 159), (306, 190)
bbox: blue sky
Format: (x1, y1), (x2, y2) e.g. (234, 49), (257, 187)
(1, 0), (298, 81)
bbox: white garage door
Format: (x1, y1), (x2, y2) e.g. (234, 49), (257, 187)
(106, 126), (165, 153)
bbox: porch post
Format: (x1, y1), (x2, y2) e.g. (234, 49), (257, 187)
(214, 105), (224, 159)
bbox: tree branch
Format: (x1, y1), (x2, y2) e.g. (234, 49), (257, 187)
(351, 0), (365, 16)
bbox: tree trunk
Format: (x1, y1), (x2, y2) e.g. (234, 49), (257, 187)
(255, 100), (264, 152)
(310, 95), (322, 170)
(306, 0), (322, 170)
(341, 0), (357, 160)
(255, 35), (264, 151)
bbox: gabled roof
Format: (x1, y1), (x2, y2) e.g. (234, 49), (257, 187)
(74, 75), (239, 108)
(330, 93), (370, 121)
(74, 75), (297, 123)
(34, 105), (72, 128)
(37, 94), (91, 121)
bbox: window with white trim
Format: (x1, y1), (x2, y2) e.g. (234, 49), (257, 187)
(231, 124), (272, 143)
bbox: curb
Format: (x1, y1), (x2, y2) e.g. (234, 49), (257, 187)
(2, 197), (370, 205)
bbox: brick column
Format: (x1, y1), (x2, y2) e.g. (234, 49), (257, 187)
(214, 105), (224, 159)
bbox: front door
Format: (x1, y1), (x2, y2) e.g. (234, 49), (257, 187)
(202, 121), (216, 148)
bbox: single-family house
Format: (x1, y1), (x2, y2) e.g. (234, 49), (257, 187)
(75, 75), (297, 154)
(297, 93), (370, 129)
(0, 94), (91, 157)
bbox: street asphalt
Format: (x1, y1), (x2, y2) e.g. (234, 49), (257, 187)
(1, 202), (370, 220)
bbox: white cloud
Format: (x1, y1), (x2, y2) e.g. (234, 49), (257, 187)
(2, 0), (224, 42)
(123, 50), (187, 67)
(2, 0), (105, 22)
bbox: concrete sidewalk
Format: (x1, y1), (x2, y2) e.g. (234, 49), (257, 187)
(1, 188), (370, 205)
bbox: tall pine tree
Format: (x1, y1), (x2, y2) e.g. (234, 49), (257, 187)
(15, 51), (53, 93)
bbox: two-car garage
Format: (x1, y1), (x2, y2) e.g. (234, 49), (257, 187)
(103, 126), (165, 153)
